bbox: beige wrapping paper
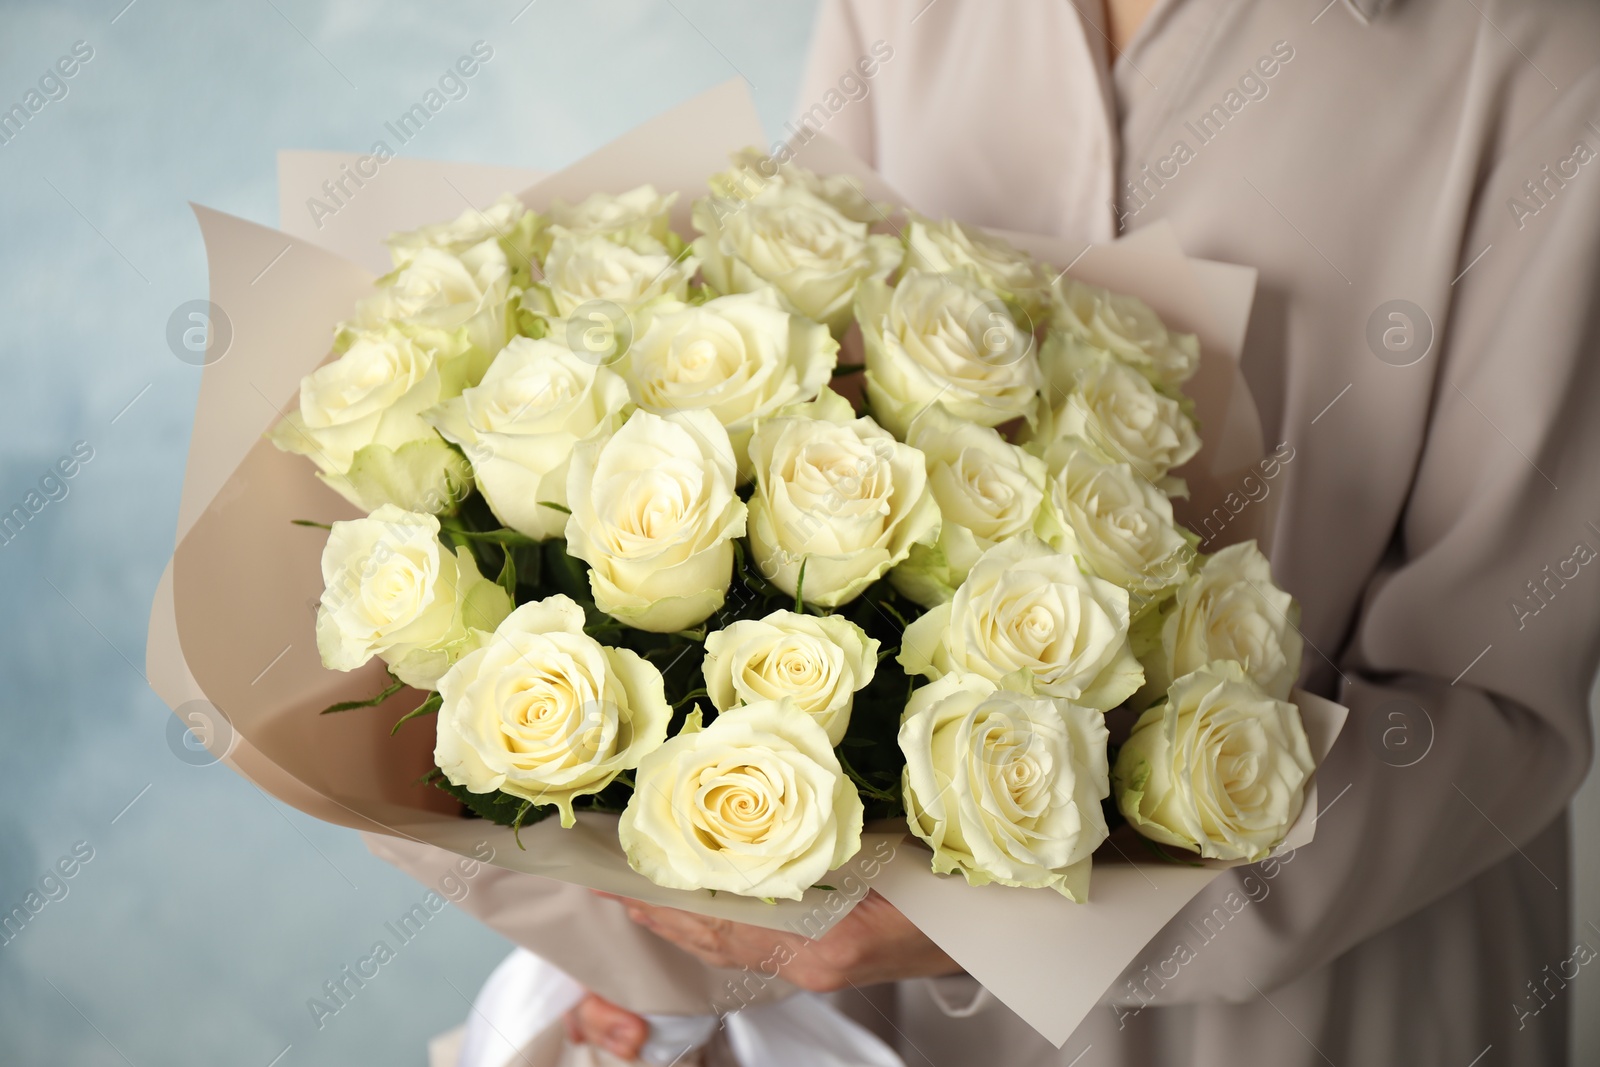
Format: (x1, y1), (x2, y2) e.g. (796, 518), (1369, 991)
(146, 79), (1344, 1045)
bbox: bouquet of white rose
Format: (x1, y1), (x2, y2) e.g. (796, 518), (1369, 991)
(149, 81), (1344, 1048)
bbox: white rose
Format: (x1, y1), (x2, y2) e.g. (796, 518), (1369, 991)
(527, 228), (695, 324)
(315, 505), (512, 689)
(1154, 542), (1304, 702)
(891, 406), (1051, 608)
(746, 388), (940, 608)
(427, 337), (630, 540)
(1045, 442), (1196, 615)
(545, 185), (680, 255)
(702, 610), (878, 745)
(899, 536), (1143, 711)
(565, 409), (746, 633)
(355, 240), (514, 368)
(693, 183), (902, 333)
(1052, 277), (1199, 391)
(618, 700), (864, 900)
(267, 326), (471, 515)
(1033, 332), (1200, 489)
(857, 269), (1043, 440)
(1113, 661), (1315, 861)
(624, 290), (837, 471)
(902, 214), (1051, 319)
(434, 596), (672, 826)
(899, 674), (1109, 899)
(711, 148), (885, 224)
(387, 193), (538, 267)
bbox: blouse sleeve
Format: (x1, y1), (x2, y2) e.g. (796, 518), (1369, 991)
(1109, 71), (1600, 1005)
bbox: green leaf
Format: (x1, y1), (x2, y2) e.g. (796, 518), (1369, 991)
(446, 526), (540, 548)
(291, 518), (333, 530)
(795, 557), (808, 614)
(320, 675), (405, 715)
(497, 544), (517, 599)
(390, 692), (442, 736)
(813, 884), (837, 892)
(538, 500), (572, 514)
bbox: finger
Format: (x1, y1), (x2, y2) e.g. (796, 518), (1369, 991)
(625, 906), (736, 962)
(571, 992), (649, 1061)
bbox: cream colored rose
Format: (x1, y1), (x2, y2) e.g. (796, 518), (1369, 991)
(434, 596), (672, 826)
(746, 388), (940, 608)
(387, 193), (538, 266)
(899, 674), (1109, 899)
(1052, 277), (1199, 391)
(900, 536), (1142, 711)
(693, 182), (902, 333)
(565, 409), (746, 633)
(902, 215), (1050, 319)
(702, 610), (878, 746)
(711, 148), (884, 224)
(857, 269), (1043, 440)
(1113, 661), (1314, 861)
(1045, 442), (1195, 615)
(624, 290), (837, 470)
(891, 406), (1051, 608)
(1034, 333), (1199, 489)
(355, 240), (514, 366)
(1153, 542), (1304, 702)
(618, 700), (864, 900)
(268, 326), (471, 515)
(526, 228), (695, 322)
(315, 505), (512, 689)
(427, 337), (630, 540)
(545, 185), (679, 255)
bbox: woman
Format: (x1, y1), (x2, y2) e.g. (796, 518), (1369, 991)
(419, 1), (1600, 1062)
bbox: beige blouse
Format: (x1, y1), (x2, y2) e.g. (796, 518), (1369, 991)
(794, 0), (1600, 1063)
(374, 1), (1600, 1063)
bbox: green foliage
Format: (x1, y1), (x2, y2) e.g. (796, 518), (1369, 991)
(395, 487), (928, 825)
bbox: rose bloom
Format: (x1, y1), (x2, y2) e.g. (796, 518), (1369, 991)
(891, 405), (1051, 608)
(710, 149), (884, 225)
(354, 239), (514, 364)
(268, 326), (470, 515)
(1154, 541), (1304, 701)
(618, 699), (864, 900)
(693, 181), (902, 334)
(745, 388), (941, 608)
(623, 289), (837, 472)
(857, 269), (1043, 440)
(544, 184), (679, 254)
(387, 192), (536, 266)
(901, 214), (1051, 319)
(900, 535), (1143, 712)
(1032, 332), (1200, 489)
(434, 596), (672, 826)
(315, 505), (511, 689)
(565, 409), (746, 633)
(526, 228), (695, 322)
(428, 337), (629, 540)
(1044, 441), (1196, 615)
(1051, 276), (1199, 391)
(702, 610), (878, 745)
(1114, 661), (1315, 862)
(899, 673), (1109, 899)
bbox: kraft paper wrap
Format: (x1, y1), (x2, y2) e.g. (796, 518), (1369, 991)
(147, 80), (1344, 1043)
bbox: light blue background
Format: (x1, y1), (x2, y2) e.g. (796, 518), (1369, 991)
(3, 2), (1598, 1064)
(0, 2), (815, 1063)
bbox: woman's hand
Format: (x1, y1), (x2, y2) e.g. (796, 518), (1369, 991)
(564, 991), (649, 1061)
(600, 889), (963, 993)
